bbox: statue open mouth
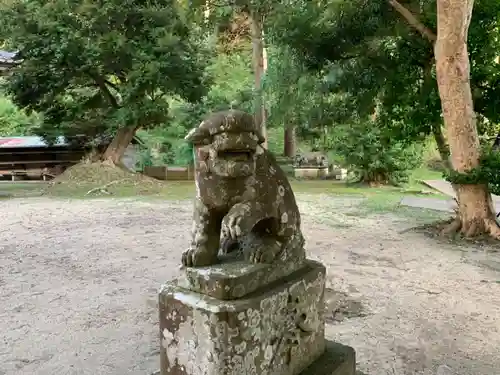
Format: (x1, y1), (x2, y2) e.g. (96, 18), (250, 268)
(217, 150), (253, 162)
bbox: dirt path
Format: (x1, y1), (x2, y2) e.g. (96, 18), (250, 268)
(1, 196), (499, 375)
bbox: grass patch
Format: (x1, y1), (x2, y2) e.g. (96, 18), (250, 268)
(4, 162), (450, 222)
(0, 182), (46, 198)
(407, 166), (444, 189)
(41, 161), (189, 199)
(47, 180), (194, 200)
(359, 192), (450, 221)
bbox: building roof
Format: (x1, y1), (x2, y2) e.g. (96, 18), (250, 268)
(0, 136), (67, 148)
(0, 135), (143, 148)
(0, 50), (18, 63)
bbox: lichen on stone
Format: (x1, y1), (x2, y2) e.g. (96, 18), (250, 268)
(180, 110), (306, 269)
(159, 261), (327, 375)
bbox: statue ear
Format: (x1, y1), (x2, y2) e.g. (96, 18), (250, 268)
(195, 146), (210, 161)
(185, 127), (211, 145)
(254, 130), (266, 145)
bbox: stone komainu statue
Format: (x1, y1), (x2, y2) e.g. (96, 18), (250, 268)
(182, 110), (305, 267)
(294, 152), (328, 168)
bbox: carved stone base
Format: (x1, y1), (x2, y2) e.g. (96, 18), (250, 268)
(177, 253), (306, 300)
(159, 260), (327, 375)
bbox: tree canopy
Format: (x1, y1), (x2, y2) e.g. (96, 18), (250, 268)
(0, 0), (211, 159)
(270, 0), (500, 144)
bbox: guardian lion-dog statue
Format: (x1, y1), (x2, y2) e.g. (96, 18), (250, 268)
(181, 110), (305, 267)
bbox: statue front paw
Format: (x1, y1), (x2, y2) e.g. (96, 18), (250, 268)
(181, 246), (218, 267)
(222, 214), (246, 240)
(246, 238), (282, 264)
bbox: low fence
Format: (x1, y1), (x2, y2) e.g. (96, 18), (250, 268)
(143, 165), (194, 181)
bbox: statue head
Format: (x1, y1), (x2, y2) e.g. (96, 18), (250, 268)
(185, 110), (265, 178)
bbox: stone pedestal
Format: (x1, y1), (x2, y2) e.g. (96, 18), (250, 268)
(159, 260), (356, 375)
(294, 167), (329, 179)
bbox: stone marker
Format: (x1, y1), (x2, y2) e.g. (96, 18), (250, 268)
(293, 152), (329, 180)
(158, 110), (356, 375)
(294, 152), (329, 168)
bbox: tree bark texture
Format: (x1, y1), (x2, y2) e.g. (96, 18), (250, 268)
(434, 0), (500, 237)
(250, 10), (268, 149)
(101, 126), (138, 165)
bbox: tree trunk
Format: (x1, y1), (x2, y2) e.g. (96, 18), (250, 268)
(284, 125), (296, 157)
(434, 0), (500, 237)
(362, 171), (389, 186)
(430, 123), (451, 169)
(250, 10), (268, 149)
(101, 126), (138, 165)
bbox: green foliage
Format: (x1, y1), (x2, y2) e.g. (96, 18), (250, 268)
(0, 0), (211, 143)
(136, 49), (254, 165)
(264, 44), (357, 155)
(330, 119), (423, 185)
(135, 148), (154, 171)
(0, 96), (41, 136)
(266, 127), (285, 155)
(205, 51), (254, 113)
(265, 46), (330, 136)
(270, 0), (500, 141)
(174, 141), (194, 165)
(444, 147), (500, 195)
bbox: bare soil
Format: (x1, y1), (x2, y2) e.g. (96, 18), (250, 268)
(1, 195), (500, 375)
(44, 162), (168, 197)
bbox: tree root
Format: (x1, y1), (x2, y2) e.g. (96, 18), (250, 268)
(440, 216), (500, 239)
(85, 178), (128, 196)
(484, 219), (500, 239)
(440, 218), (461, 236)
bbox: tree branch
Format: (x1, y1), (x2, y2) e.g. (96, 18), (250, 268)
(97, 80), (119, 108)
(88, 73), (120, 108)
(387, 0), (436, 43)
(104, 79), (119, 92)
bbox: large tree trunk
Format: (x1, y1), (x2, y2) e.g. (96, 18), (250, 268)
(250, 10), (268, 149)
(434, 0), (500, 237)
(284, 125), (296, 157)
(101, 126), (138, 165)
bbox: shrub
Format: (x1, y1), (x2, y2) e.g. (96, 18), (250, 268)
(0, 96), (41, 136)
(445, 146), (500, 195)
(329, 119), (423, 185)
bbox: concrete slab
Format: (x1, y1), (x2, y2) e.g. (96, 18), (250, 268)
(421, 180), (457, 198)
(399, 196), (456, 212)
(420, 179), (500, 213)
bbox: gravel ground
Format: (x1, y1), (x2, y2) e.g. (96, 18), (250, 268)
(1, 196), (500, 375)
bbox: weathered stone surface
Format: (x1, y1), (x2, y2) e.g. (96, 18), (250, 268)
(178, 252), (306, 300)
(294, 167), (329, 180)
(159, 260), (326, 375)
(300, 341), (356, 375)
(294, 152), (328, 168)
(160, 110), (357, 375)
(181, 110), (305, 269)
